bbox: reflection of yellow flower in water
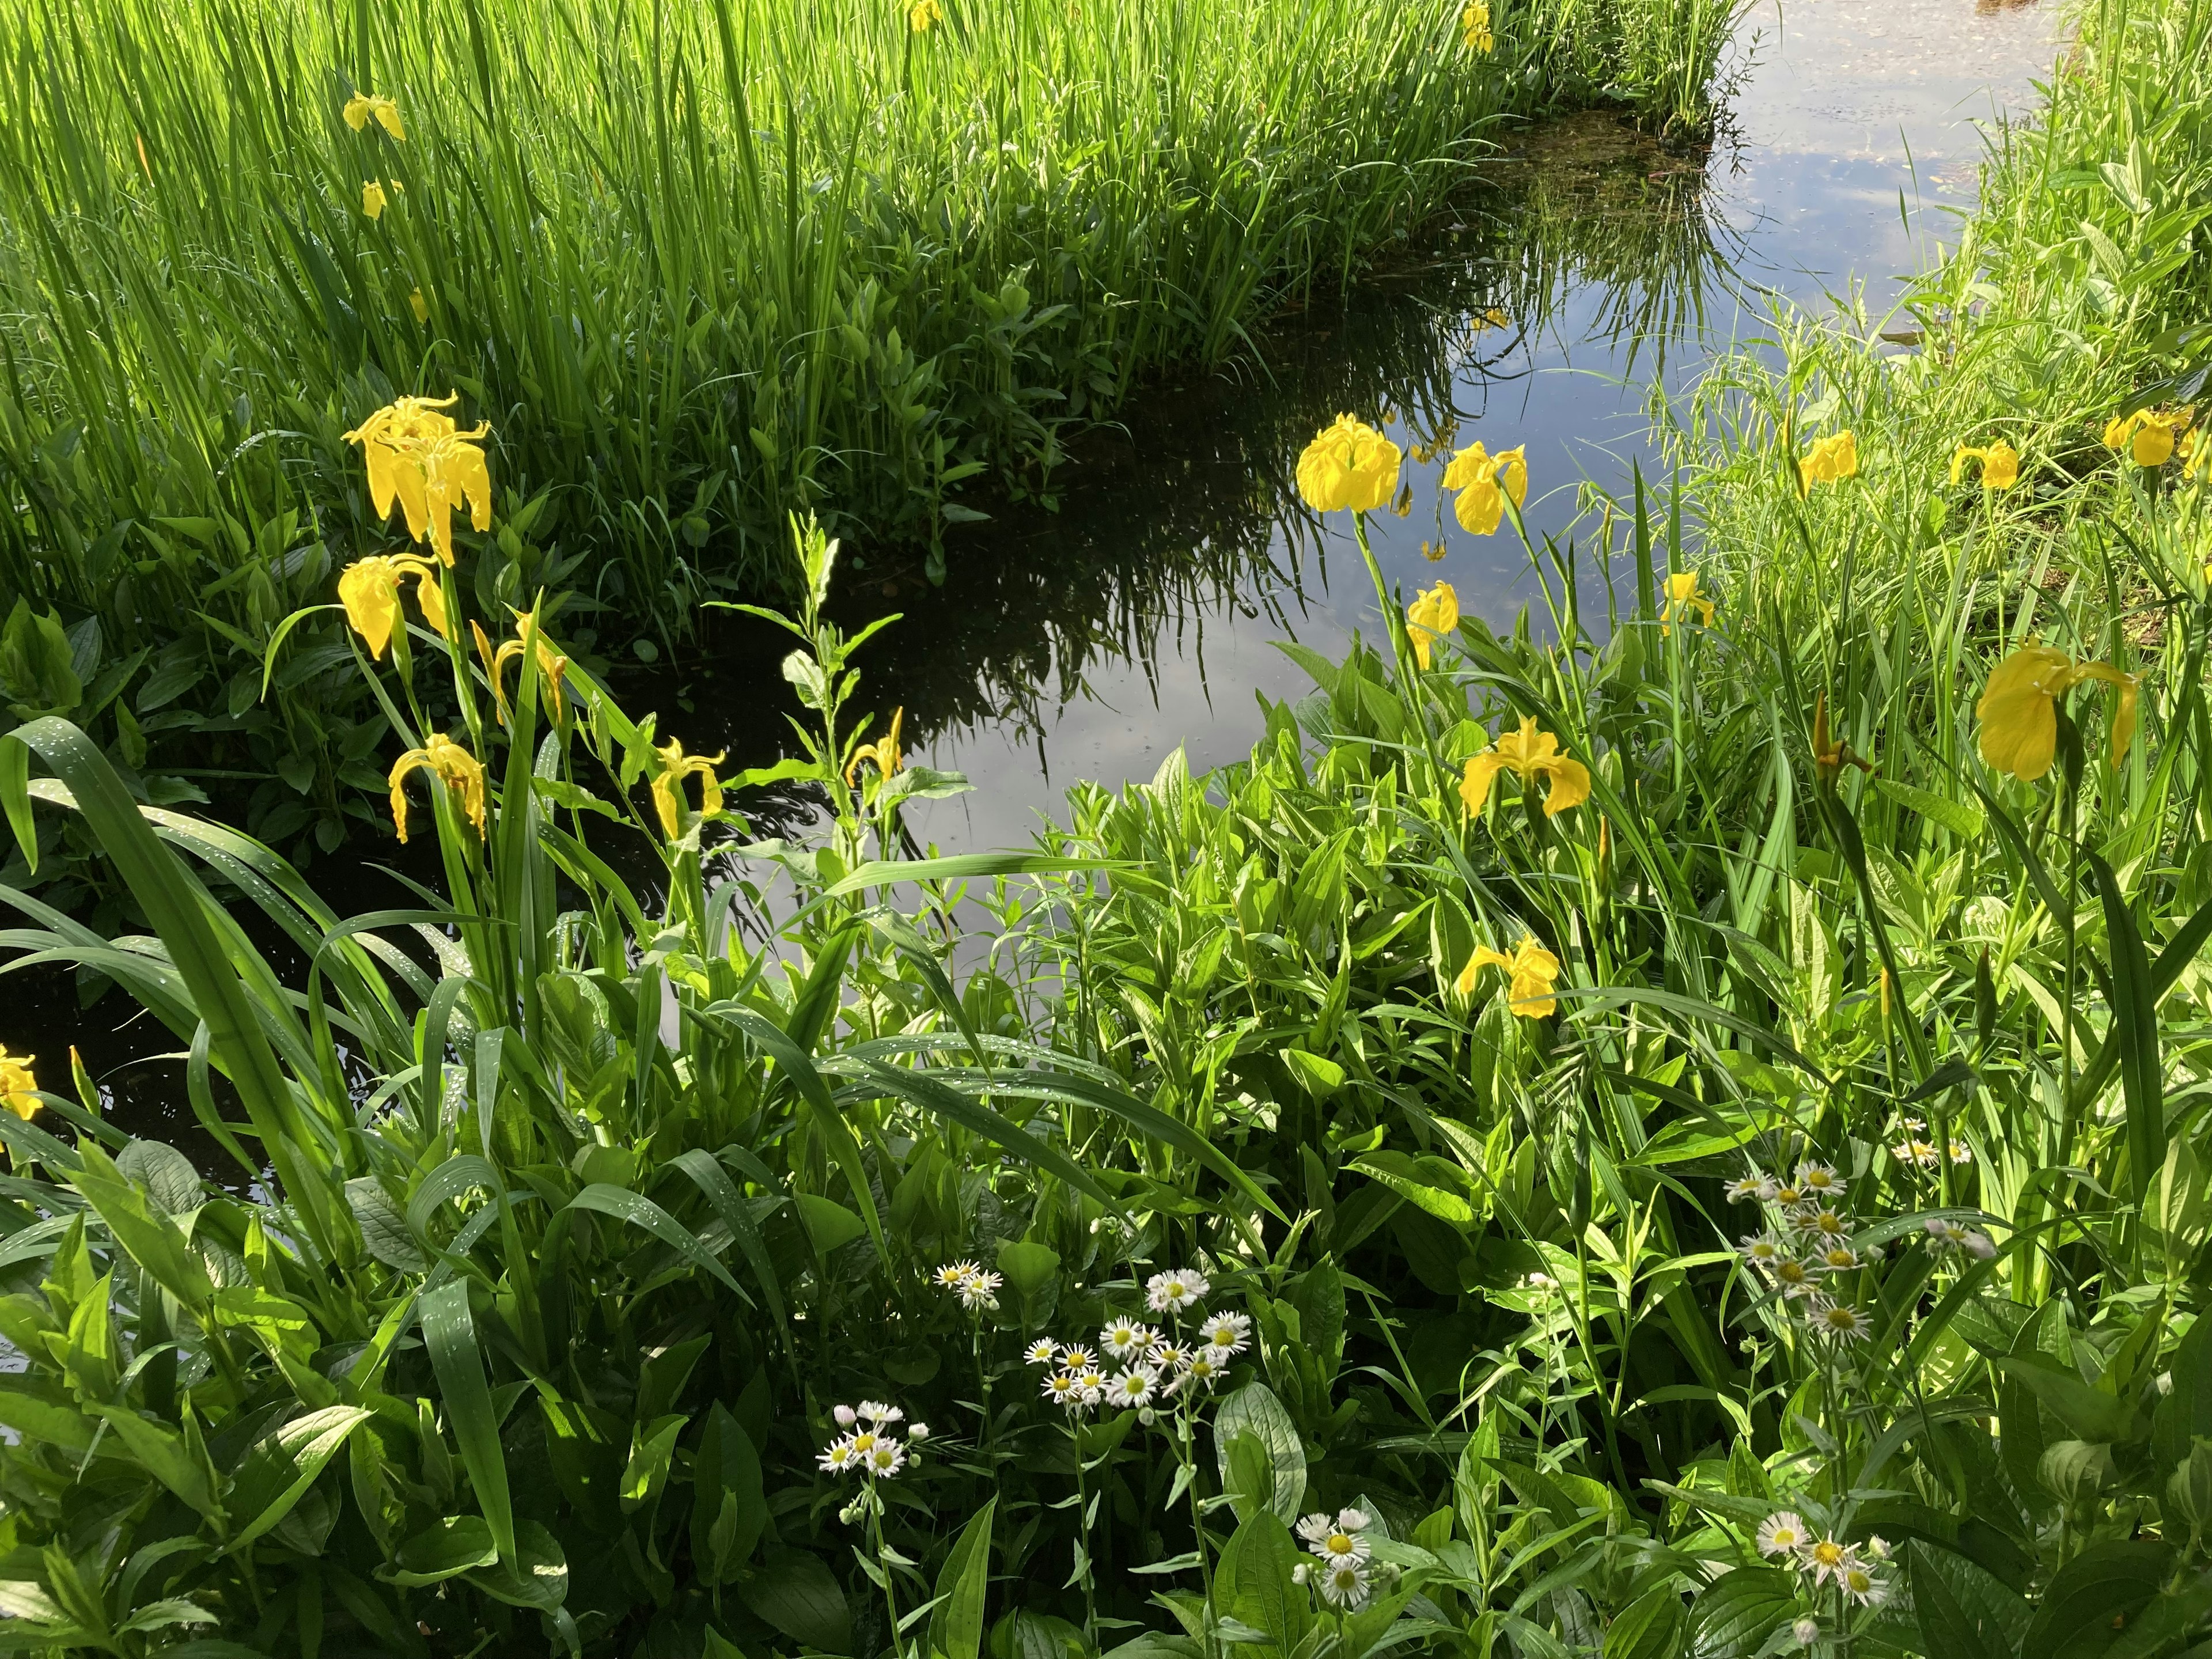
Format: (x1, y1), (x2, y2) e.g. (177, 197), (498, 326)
(1949, 440), (2020, 490)
(1456, 936), (1560, 1016)
(847, 708), (906, 786)
(908, 0), (943, 29)
(1406, 582), (1459, 669)
(649, 738), (726, 838)
(1460, 1), (1494, 51)
(1798, 430), (1858, 490)
(1444, 441), (1527, 536)
(1460, 716), (1590, 818)
(474, 611), (570, 723)
(2104, 408), (2192, 467)
(362, 180), (389, 219)
(343, 92), (406, 140)
(1, 1047), (38, 1120)
(1660, 571), (1714, 635)
(389, 733), (487, 843)
(1296, 415), (1403, 514)
(339, 554), (448, 659)
(1472, 308), (1509, 332)
(1976, 642), (2138, 782)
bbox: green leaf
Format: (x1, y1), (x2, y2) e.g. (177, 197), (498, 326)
(996, 1240), (1061, 1307)
(462, 1520), (570, 1611)
(419, 1280), (516, 1563)
(1688, 1566), (1794, 1658)
(929, 1497), (997, 1659)
(346, 1177), (427, 1272)
(2088, 854), (2165, 1207)
(1873, 778), (1984, 839)
(740, 1548), (851, 1654)
(383, 1516), (499, 1586)
(566, 1183), (745, 1296)
(1908, 1543), (2027, 1659)
(1213, 1384), (1305, 1525)
(1218, 1512), (1309, 1653)
(691, 1404), (766, 1588)
(2018, 1541), (2171, 1658)
(67, 1142), (212, 1312)
(226, 1405), (377, 1552)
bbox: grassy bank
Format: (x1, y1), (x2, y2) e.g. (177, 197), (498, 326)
(3, 0), (2209, 1656)
(0, 0), (1736, 869)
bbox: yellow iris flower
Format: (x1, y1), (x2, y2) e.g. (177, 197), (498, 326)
(1949, 440), (2020, 490)
(338, 554), (448, 659)
(2104, 408), (2193, 467)
(1296, 415), (1403, 514)
(389, 733), (488, 843)
(343, 92), (406, 141)
(1456, 936), (1560, 1017)
(342, 396), (493, 566)
(1975, 642), (2138, 783)
(846, 708), (906, 786)
(1406, 582), (1460, 669)
(1, 1046), (38, 1121)
(362, 180), (389, 220)
(1797, 430), (1858, 491)
(1443, 441), (1527, 536)
(1660, 571), (1714, 636)
(649, 738), (726, 838)
(409, 289), (430, 323)
(909, 0), (944, 29)
(1460, 1), (1494, 51)
(473, 611), (570, 723)
(1460, 715), (1591, 819)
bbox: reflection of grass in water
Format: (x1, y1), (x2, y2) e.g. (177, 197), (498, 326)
(680, 115), (1733, 815)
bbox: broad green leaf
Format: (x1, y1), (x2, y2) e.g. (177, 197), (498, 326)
(1213, 1384), (1305, 1525)
(419, 1281), (516, 1563)
(929, 1497), (997, 1659)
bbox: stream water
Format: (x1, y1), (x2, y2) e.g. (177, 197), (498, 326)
(9, 0), (2061, 1157)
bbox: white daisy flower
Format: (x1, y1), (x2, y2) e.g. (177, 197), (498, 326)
(1024, 1339), (1060, 1366)
(1766, 1256), (1824, 1298)
(857, 1402), (902, 1426)
(1298, 1513), (1369, 1566)
(956, 1270), (1003, 1310)
(1948, 1139), (1974, 1164)
(1100, 1320), (1157, 1362)
(1924, 1217), (1968, 1248)
(1725, 1173), (1776, 1203)
(1739, 1233), (1783, 1267)
(1107, 1366), (1158, 1408)
(1149, 1342), (1194, 1374)
(1335, 1508), (1370, 1533)
(1755, 1512), (1807, 1558)
(1056, 1344), (1099, 1373)
(1793, 1207), (1849, 1238)
(1070, 1368), (1107, 1404)
(1799, 1537), (1858, 1585)
(863, 1441), (907, 1478)
(1817, 1244), (1863, 1272)
(1043, 1372), (1086, 1409)
(1794, 1160), (1844, 1196)
(1892, 1139), (1942, 1168)
(1198, 1313), (1251, 1355)
(1176, 1353), (1224, 1393)
(1317, 1560), (1370, 1608)
(1839, 1563), (1888, 1606)
(934, 1262), (981, 1290)
(817, 1435), (858, 1474)
(1806, 1296), (1869, 1343)
(1768, 1181), (1806, 1207)
(1146, 1268), (1210, 1313)
(1961, 1229), (1997, 1259)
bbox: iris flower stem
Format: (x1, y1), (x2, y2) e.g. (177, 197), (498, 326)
(1349, 511), (1448, 798)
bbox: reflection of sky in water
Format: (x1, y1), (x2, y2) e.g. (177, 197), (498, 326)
(903, 0), (2061, 854)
